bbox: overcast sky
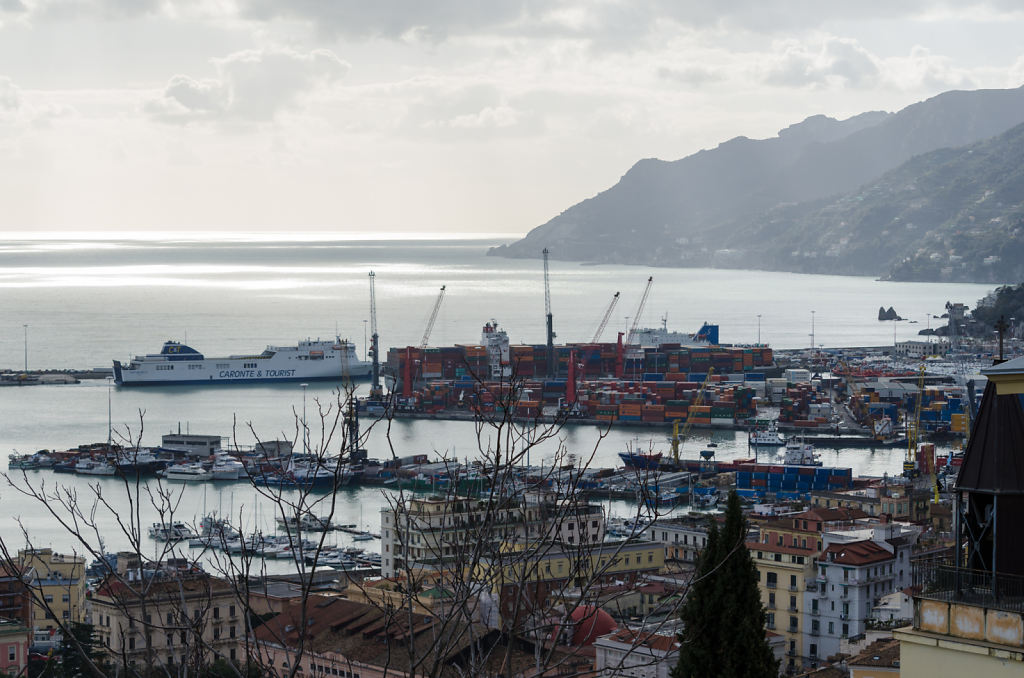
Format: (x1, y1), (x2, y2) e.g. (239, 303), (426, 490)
(1, 1), (1022, 235)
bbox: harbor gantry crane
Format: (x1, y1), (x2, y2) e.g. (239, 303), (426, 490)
(368, 271), (382, 399)
(670, 367), (714, 462)
(904, 364), (926, 477)
(543, 248), (556, 378)
(626, 277), (653, 347)
(420, 285), (446, 348)
(592, 291), (620, 343)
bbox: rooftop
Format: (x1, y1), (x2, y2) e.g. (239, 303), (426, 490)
(821, 540), (894, 567)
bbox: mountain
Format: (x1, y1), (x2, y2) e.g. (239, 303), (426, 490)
(489, 85), (1024, 280)
(744, 120), (1024, 282)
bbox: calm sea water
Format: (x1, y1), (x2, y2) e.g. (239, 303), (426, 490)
(0, 235), (995, 560)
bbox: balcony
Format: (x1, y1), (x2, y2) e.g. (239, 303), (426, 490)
(809, 628), (819, 636)
(810, 608), (819, 616)
(766, 581), (777, 589)
(914, 562), (1024, 614)
(788, 605), (799, 612)
(788, 625), (799, 633)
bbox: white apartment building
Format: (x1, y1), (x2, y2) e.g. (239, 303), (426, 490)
(380, 491), (605, 577)
(594, 628), (679, 678)
(641, 517), (709, 564)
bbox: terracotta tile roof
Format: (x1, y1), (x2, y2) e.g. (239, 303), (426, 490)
(602, 628), (680, 653)
(848, 638), (899, 668)
(820, 540), (893, 566)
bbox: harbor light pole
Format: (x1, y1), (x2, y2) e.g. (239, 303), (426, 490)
(301, 383), (309, 456)
(810, 311), (815, 352)
(23, 324), (28, 373)
(362, 320), (368, 361)
(106, 377), (113, 450)
(757, 314), (761, 345)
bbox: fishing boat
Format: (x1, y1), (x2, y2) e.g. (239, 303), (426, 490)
(75, 459), (116, 476)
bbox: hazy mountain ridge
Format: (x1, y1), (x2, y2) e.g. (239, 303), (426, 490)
(747, 121), (1024, 282)
(489, 85), (1024, 282)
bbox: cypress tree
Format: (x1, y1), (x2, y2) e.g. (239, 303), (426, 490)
(673, 491), (779, 678)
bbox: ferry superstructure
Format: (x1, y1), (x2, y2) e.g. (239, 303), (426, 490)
(113, 338), (371, 386)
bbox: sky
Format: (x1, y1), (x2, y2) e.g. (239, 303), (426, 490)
(1, 1), (1023, 235)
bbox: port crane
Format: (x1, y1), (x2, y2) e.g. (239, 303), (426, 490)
(903, 364), (926, 478)
(592, 292), (620, 343)
(420, 285), (446, 348)
(368, 271), (382, 399)
(543, 248), (556, 378)
(626, 277), (653, 347)
(670, 367), (715, 462)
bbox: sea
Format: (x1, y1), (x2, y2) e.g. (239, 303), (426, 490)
(0, 234), (998, 567)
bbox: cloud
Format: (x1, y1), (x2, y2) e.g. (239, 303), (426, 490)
(145, 47), (349, 123)
(763, 37), (880, 88)
(0, 76), (20, 113)
(891, 45), (977, 90)
(657, 65), (723, 86)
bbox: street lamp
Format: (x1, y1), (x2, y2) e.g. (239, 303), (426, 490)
(301, 383), (309, 456)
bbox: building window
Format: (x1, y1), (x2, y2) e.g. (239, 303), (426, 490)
(213, 607), (220, 619)
(229, 626), (236, 639)
(8, 645), (15, 662)
(229, 605), (236, 617)
(129, 637), (135, 650)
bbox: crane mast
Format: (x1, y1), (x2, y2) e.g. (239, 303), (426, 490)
(626, 277), (653, 347)
(543, 248), (556, 378)
(368, 271), (382, 398)
(420, 285), (446, 348)
(592, 292), (620, 343)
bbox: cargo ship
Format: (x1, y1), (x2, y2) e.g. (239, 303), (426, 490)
(113, 338), (370, 386)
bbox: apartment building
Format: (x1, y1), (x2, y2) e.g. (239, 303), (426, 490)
(748, 507), (867, 673)
(380, 490), (604, 577)
(18, 548), (86, 648)
(641, 515), (709, 564)
(90, 567), (243, 670)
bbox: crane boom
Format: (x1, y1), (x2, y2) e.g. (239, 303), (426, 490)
(626, 277), (653, 346)
(543, 248), (556, 378)
(671, 367), (714, 461)
(368, 271), (381, 397)
(420, 285), (446, 348)
(592, 292), (620, 343)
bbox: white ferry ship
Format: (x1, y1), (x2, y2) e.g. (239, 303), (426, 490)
(113, 338), (370, 386)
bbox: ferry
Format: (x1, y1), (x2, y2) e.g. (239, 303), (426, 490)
(113, 338), (371, 386)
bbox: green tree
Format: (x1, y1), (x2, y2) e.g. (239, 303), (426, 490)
(60, 621), (105, 678)
(673, 491), (779, 678)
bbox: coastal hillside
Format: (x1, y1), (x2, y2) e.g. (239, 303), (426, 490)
(742, 121), (1024, 282)
(489, 85), (1024, 281)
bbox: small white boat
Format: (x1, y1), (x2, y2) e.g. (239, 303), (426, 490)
(149, 522), (198, 541)
(211, 455), (246, 481)
(352, 532), (375, 542)
(163, 463), (213, 482)
(75, 459), (116, 476)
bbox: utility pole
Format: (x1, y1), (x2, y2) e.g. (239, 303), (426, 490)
(996, 316), (1009, 362)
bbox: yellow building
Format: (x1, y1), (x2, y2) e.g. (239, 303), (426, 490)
(18, 548), (86, 647)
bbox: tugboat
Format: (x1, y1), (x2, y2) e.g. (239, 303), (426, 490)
(749, 421), (785, 446)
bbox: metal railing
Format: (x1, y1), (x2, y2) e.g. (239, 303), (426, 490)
(915, 560), (1024, 615)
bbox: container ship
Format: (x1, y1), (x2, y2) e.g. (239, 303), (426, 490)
(113, 338), (370, 386)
